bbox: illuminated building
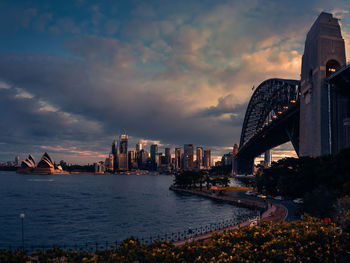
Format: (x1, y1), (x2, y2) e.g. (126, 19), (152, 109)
(184, 144), (194, 169)
(175, 147), (181, 169)
(203, 149), (211, 168)
(196, 147), (203, 168)
(111, 138), (119, 172)
(118, 133), (128, 171)
(165, 148), (171, 165)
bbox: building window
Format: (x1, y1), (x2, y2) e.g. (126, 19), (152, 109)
(326, 60), (340, 77)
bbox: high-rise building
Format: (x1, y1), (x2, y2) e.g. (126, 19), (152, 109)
(204, 149), (211, 168)
(128, 150), (136, 169)
(136, 141), (142, 153)
(184, 144), (194, 169)
(118, 133), (128, 171)
(106, 153), (114, 172)
(175, 148), (181, 169)
(165, 148), (171, 165)
(112, 138), (119, 172)
(139, 149), (149, 168)
(150, 144), (158, 170)
(150, 144), (158, 162)
(196, 147), (203, 168)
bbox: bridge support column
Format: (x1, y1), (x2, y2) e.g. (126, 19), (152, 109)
(264, 150), (271, 167)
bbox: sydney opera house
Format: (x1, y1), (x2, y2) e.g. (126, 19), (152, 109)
(17, 152), (68, 174)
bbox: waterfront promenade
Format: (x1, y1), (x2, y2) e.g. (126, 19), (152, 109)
(170, 186), (288, 246)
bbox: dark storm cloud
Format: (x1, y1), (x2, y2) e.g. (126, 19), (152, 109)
(1, 0), (350, 162)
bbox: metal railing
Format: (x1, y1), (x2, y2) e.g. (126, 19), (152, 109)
(0, 214), (259, 252)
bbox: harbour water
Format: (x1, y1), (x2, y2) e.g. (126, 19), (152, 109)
(0, 171), (255, 247)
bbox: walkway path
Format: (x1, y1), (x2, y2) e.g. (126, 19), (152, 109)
(170, 187), (288, 246)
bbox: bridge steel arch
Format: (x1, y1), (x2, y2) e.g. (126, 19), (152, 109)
(236, 78), (300, 174)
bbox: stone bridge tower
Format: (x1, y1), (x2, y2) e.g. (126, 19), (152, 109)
(299, 12), (346, 156)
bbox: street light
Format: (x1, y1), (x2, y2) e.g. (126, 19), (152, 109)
(20, 213), (25, 251)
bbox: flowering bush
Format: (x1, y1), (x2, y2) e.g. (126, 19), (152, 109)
(1, 216), (349, 262)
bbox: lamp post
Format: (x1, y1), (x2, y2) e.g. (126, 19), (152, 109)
(20, 213), (25, 251)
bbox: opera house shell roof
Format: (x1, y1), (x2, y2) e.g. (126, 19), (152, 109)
(18, 152), (67, 174)
(21, 154), (36, 168)
(37, 152), (54, 168)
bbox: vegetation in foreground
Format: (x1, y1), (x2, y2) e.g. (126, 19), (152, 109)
(255, 147), (350, 218)
(2, 217), (349, 263)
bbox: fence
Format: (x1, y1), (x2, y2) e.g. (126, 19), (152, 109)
(0, 214), (259, 252)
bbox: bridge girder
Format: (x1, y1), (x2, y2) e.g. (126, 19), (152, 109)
(236, 78), (300, 174)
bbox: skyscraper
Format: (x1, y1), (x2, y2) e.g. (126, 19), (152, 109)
(150, 145), (158, 162)
(184, 144), (194, 169)
(150, 144), (158, 170)
(118, 133), (128, 171)
(128, 150), (135, 169)
(136, 141), (142, 153)
(165, 148), (171, 165)
(111, 138), (119, 172)
(196, 147), (203, 168)
(175, 147), (181, 169)
(204, 149), (211, 168)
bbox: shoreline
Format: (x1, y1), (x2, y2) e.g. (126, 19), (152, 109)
(170, 186), (288, 246)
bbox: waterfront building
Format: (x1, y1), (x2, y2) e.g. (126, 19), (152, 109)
(175, 147), (181, 169)
(128, 150), (136, 169)
(112, 138), (119, 172)
(222, 152), (234, 166)
(18, 152), (68, 174)
(150, 144), (158, 170)
(94, 161), (105, 174)
(184, 144), (194, 169)
(21, 154), (36, 168)
(140, 149), (150, 169)
(196, 147), (203, 168)
(150, 144), (158, 161)
(118, 133), (128, 171)
(204, 149), (211, 168)
(106, 153), (114, 172)
(165, 148), (171, 165)
(136, 141), (142, 153)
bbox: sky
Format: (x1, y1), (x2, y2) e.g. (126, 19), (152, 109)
(0, 0), (350, 164)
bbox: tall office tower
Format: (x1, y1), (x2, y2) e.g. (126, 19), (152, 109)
(128, 150), (135, 169)
(112, 137), (119, 171)
(150, 144), (158, 162)
(118, 133), (129, 171)
(165, 148), (171, 165)
(203, 149), (211, 168)
(196, 147), (203, 168)
(156, 153), (162, 167)
(136, 141), (142, 153)
(15, 156), (20, 166)
(139, 149), (149, 168)
(107, 153), (114, 172)
(184, 144), (194, 169)
(175, 147), (181, 169)
(150, 144), (158, 170)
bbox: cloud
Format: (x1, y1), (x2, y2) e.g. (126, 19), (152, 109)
(1, 0), (350, 163)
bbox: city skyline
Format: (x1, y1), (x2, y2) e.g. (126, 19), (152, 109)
(0, 0), (348, 163)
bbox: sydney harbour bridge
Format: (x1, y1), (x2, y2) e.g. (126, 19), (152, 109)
(235, 12), (350, 174)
